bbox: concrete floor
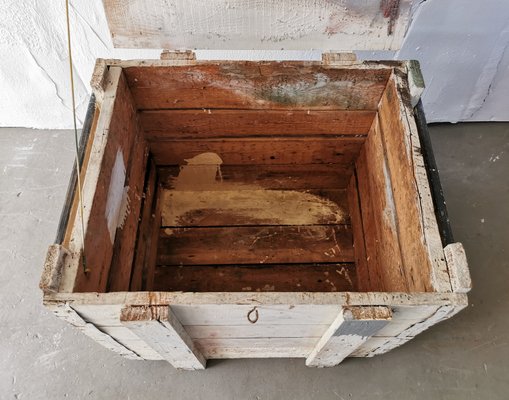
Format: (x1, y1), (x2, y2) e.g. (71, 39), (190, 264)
(1, 123), (508, 399)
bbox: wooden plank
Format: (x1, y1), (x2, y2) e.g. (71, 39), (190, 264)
(140, 109), (374, 139)
(107, 133), (149, 292)
(159, 164), (354, 190)
(185, 324), (330, 339)
(157, 225), (353, 265)
(172, 304), (342, 326)
(120, 305), (206, 370)
(102, 2), (411, 52)
(153, 263), (357, 292)
(150, 137), (364, 166)
(358, 117), (408, 292)
(142, 182), (162, 291)
(97, 326), (165, 360)
(306, 306), (391, 367)
(47, 302), (141, 360)
(160, 189), (349, 227)
(195, 338), (315, 359)
(129, 158), (158, 291)
(124, 64), (391, 110)
(355, 150), (385, 291)
(70, 68), (141, 293)
(346, 173), (370, 292)
(377, 76), (440, 292)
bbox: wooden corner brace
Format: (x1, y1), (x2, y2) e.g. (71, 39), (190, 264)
(120, 305), (206, 370)
(306, 306), (392, 367)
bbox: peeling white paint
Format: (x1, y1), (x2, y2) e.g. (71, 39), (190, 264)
(105, 149), (126, 243)
(1, 0), (508, 128)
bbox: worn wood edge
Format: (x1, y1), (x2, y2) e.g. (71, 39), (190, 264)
(444, 243), (472, 294)
(40, 244), (70, 294)
(90, 59), (108, 104)
(102, 59), (403, 70)
(404, 60), (425, 108)
(43, 291), (469, 308)
(160, 50), (197, 62)
(121, 305), (206, 369)
(391, 72), (452, 293)
(306, 306), (391, 367)
(353, 303), (466, 357)
(60, 67), (123, 293)
(44, 301), (141, 360)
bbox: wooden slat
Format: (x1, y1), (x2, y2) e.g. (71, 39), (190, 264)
(121, 305), (206, 370)
(140, 109), (374, 139)
(150, 137), (364, 166)
(157, 225), (354, 265)
(159, 164), (354, 190)
(129, 158), (158, 291)
(184, 324), (330, 339)
(107, 133), (149, 291)
(377, 77), (434, 292)
(347, 173), (371, 292)
(306, 306), (391, 367)
(160, 189), (349, 227)
(195, 338), (315, 359)
(142, 182), (162, 291)
(357, 117), (408, 292)
(355, 152), (385, 292)
(171, 304), (342, 326)
(124, 64), (391, 110)
(153, 263), (357, 292)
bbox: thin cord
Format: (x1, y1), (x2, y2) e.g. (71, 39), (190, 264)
(65, 0), (88, 274)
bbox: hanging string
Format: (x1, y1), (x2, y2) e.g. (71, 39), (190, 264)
(65, 0), (88, 274)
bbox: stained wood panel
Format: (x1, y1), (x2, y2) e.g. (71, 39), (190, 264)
(160, 189), (350, 227)
(356, 117), (408, 292)
(153, 264), (356, 292)
(159, 164), (354, 190)
(377, 78), (433, 292)
(73, 69), (139, 293)
(124, 64), (391, 110)
(150, 137), (364, 166)
(347, 173), (370, 291)
(157, 225), (354, 265)
(129, 159), (157, 291)
(107, 133), (149, 292)
(140, 109), (374, 139)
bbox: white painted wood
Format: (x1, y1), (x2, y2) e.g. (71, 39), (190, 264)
(394, 72), (453, 293)
(196, 338), (315, 359)
(102, 0), (412, 51)
(46, 302), (141, 360)
(306, 306), (391, 367)
(444, 242), (472, 293)
(96, 326), (165, 360)
(120, 305), (206, 370)
(45, 291), (468, 308)
(185, 324), (329, 339)
(171, 305), (341, 326)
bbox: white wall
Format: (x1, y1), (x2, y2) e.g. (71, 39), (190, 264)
(1, 0), (508, 129)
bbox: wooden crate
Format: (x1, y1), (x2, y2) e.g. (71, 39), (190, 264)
(40, 56), (471, 369)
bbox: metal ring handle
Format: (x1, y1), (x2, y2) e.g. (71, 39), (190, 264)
(247, 307), (259, 324)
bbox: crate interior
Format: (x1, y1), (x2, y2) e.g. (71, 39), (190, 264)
(70, 62), (436, 294)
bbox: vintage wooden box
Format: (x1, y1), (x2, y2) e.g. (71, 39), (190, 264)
(40, 0), (471, 369)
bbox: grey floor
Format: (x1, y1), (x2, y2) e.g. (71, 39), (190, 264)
(1, 123), (508, 399)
